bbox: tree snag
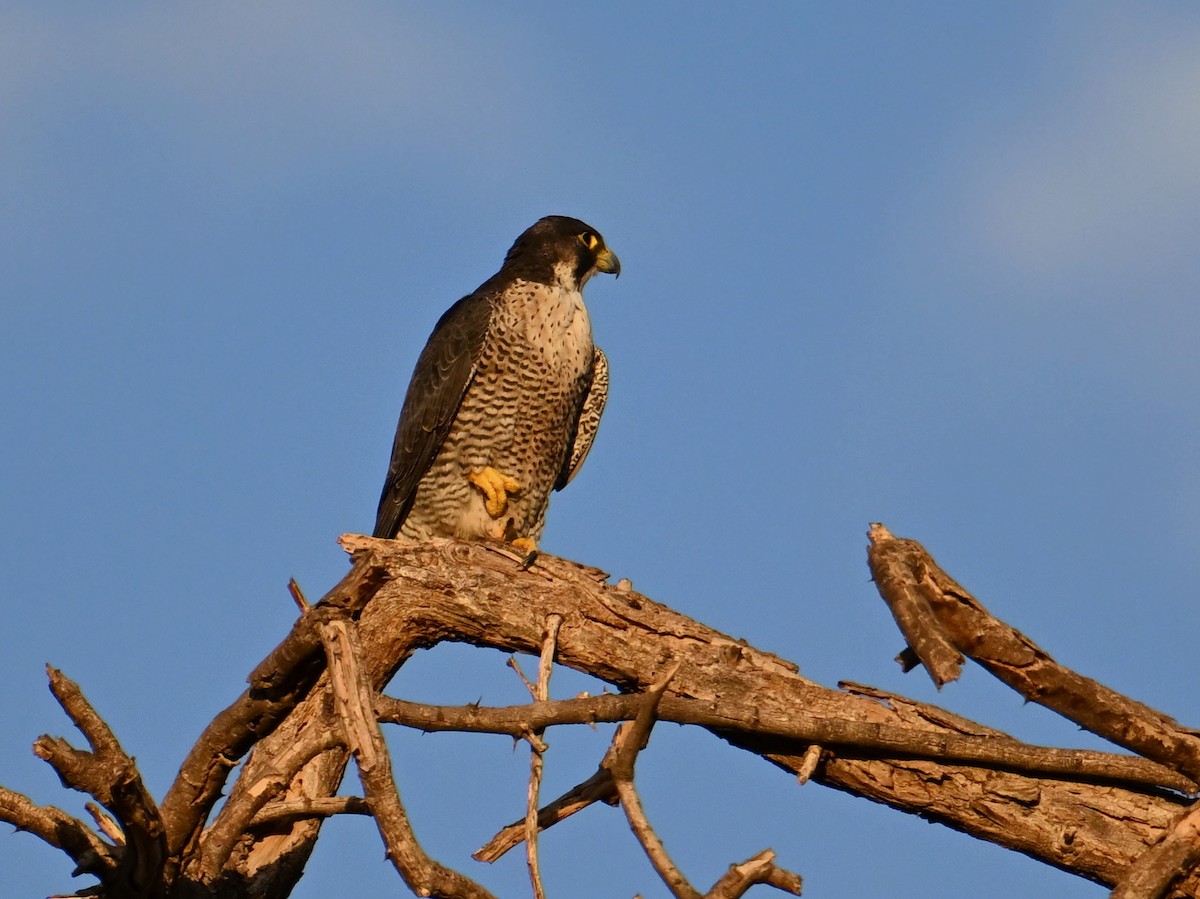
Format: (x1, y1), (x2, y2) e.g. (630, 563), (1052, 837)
(1, 527), (1198, 898)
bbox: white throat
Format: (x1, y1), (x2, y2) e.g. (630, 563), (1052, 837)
(551, 259), (592, 291)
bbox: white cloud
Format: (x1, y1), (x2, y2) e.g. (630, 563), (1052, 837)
(0, 3), (534, 187)
(963, 12), (1200, 281)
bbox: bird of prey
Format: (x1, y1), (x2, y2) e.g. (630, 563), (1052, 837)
(373, 215), (620, 556)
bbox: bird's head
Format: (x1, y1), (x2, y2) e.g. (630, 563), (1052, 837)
(503, 215), (620, 290)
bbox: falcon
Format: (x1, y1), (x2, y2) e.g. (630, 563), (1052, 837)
(373, 215), (619, 555)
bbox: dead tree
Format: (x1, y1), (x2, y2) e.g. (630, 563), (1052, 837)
(4, 525), (1200, 898)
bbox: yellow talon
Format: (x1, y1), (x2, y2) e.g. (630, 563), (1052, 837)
(468, 466), (521, 518)
(511, 536), (539, 569)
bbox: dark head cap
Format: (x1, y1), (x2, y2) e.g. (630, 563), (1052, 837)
(503, 215), (620, 288)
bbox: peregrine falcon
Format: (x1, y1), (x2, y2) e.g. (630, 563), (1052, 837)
(373, 215), (619, 554)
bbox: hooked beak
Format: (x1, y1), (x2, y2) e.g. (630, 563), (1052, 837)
(595, 247), (621, 278)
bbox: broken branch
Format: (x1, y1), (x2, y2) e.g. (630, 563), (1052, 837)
(320, 612), (496, 899)
(34, 667), (167, 897)
(866, 524), (1200, 783)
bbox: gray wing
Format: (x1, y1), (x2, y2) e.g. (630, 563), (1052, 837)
(374, 293), (493, 538)
(556, 346), (608, 490)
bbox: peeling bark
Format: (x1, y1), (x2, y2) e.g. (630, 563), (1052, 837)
(3, 532), (1199, 898)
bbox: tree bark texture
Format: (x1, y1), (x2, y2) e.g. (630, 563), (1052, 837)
(5, 532), (1199, 898)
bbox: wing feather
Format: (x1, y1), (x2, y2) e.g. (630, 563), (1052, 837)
(373, 293), (493, 537)
(556, 346), (608, 490)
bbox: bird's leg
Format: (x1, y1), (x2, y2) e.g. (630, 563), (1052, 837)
(468, 466), (521, 518)
(511, 536), (539, 569)
(468, 467), (538, 567)
(498, 518), (539, 565)
(482, 538), (539, 571)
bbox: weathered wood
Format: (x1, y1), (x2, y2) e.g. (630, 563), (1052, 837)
(319, 613), (495, 899)
(866, 527), (964, 686)
(158, 551), (388, 874)
(374, 693), (1192, 794)
(6, 532), (1200, 897)
(35, 667), (167, 899)
(0, 785), (116, 877)
(211, 537), (1198, 896)
(1112, 798), (1200, 899)
(866, 523), (1200, 783)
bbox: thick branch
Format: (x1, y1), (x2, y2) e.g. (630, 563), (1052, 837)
(114, 534), (1199, 898)
(320, 613), (496, 899)
(1112, 799), (1200, 899)
(867, 524), (1200, 783)
(317, 536), (1199, 894)
(375, 693), (1193, 794)
(158, 551), (388, 868)
(0, 785), (116, 877)
(35, 667), (167, 898)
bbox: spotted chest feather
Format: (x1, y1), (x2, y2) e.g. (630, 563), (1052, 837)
(374, 214), (618, 546)
(400, 281), (595, 541)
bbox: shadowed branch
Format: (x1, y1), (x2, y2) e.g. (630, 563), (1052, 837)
(5, 530), (1200, 897)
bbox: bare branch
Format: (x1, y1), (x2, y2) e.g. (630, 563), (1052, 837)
(1112, 799), (1200, 899)
(704, 849), (803, 898)
(867, 530), (963, 686)
(287, 578), (311, 612)
(605, 665), (698, 899)
(534, 616), (563, 699)
(794, 745), (822, 786)
(85, 802), (124, 846)
(158, 550), (388, 867)
(35, 666), (167, 897)
(375, 693), (1193, 795)
(475, 766), (617, 863)
(507, 656), (538, 698)
(185, 543), (417, 896)
(249, 796), (372, 829)
(314, 536), (1198, 893)
(866, 524), (1200, 783)
(320, 613), (497, 899)
(194, 727), (343, 880)
(13, 533), (1195, 897)
(0, 785), (116, 878)
(525, 614), (563, 899)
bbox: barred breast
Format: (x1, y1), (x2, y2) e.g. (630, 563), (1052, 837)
(399, 280), (594, 542)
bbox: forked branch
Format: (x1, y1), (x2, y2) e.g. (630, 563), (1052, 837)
(319, 611), (496, 899)
(867, 523), (1200, 782)
(33, 667), (167, 898)
(5, 529), (1200, 898)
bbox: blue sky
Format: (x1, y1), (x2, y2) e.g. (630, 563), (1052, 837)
(3, 3), (1200, 897)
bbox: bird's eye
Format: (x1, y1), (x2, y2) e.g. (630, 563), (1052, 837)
(579, 232), (600, 251)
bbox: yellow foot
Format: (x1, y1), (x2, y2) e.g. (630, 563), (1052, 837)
(468, 466), (521, 518)
(511, 537), (539, 570)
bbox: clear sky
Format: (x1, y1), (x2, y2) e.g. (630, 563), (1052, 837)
(3, 3), (1199, 897)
